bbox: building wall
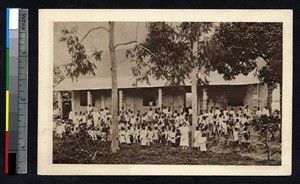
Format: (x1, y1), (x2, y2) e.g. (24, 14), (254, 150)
(258, 84), (268, 108)
(69, 84), (270, 116)
(72, 90), (112, 114)
(162, 87), (186, 113)
(72, 90), (83, 113)
(201, 84), (268, 114)
(123, 88), (185, 114)
(124, 89), (145, 113)
(71, 87), (186, 115)
(271, 85), (280, 111)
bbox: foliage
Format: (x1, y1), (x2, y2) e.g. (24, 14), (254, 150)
(53, 64), (66, 109)
(251, 115), (281, 165)
(127, 22), (213, 86)
(128, 22), (282, 91)
(53, 64), (65, 87)
(60, 27), (102, 81)
(207, 22), (282, 90)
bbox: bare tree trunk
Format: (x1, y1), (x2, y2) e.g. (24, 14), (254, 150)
(279, 82), (282, 143)
(191, 41), (198, 148)
(109, 22), (119, 153)
(266, 84), (273, 115)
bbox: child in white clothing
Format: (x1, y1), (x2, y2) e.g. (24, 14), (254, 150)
(118, 127), (126, 144)
(147, 126), (153, 146)
(140, 126), (148, 146)
(55, 120), (66, 138)
(125, 127), (131, 144)
(199, 133), (207, 152)
(193, 127), (201, 149)
(233, 127), (239, 146)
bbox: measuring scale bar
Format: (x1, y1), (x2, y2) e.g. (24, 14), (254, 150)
(6, 8), (28, 175)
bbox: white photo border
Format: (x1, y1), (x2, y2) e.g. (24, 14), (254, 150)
(38, 9), (293, 175)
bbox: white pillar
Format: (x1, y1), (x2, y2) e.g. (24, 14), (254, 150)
(119, 90), (123, 111)
(57, 91), (63, 111)
(71, 91), (75, 111)
(87, 91), (92, 106)
(100, 93), (105, 109)
(203, 88), (208, 111)
(158, 88), (162, 109)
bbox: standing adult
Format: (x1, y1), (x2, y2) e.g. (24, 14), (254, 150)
(179, 122), (190, 149)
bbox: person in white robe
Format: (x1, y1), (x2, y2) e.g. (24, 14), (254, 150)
(147, 126), (153, 146)
(55, 120), (66, 138)
(233, 127), (240, 146)
(215, 107), (221, 117)
(82, 113), (87, 125)
(193, 126), (201, 149)
(73, 112), (79, 129)
(199, 133), (207, 152)
(68, 109), (74, 122)
(255, 107), (261, 117)
(118, 127), (126, 144)
(179, 123), (190, 149)
(140, 127), (148, 146)
(125, 127), (131, 144)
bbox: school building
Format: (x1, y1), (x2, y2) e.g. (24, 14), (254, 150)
(54, 49), (280, 119)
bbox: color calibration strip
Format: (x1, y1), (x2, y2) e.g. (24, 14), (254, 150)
(6, 8), (28, 174)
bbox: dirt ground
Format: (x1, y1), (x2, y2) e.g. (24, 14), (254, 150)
(53, 127), (281, 165)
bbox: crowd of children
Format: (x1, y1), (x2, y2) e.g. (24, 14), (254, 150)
(54, 104), (272, 152)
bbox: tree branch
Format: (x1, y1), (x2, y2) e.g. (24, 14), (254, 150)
(114, 22), (140, 49)
(80, 26), (109, 43)
(138, 45), (173, 76)
(114, 40), (137, 49)
(130, 59), (152, 69)
(138, 45), (159, 61)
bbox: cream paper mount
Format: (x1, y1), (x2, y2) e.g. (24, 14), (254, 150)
(38, 9), (292, 175)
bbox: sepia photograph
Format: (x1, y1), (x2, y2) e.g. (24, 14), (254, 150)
(38, 9), (292, 175)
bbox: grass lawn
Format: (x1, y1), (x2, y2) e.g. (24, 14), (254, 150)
(53, 129), (281, 165)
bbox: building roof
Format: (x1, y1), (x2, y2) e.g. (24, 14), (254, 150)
(54, 49), (260, 91)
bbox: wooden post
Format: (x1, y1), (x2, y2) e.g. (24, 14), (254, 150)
(158, 88), (162, 109)
(109, 22), (119, 153)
